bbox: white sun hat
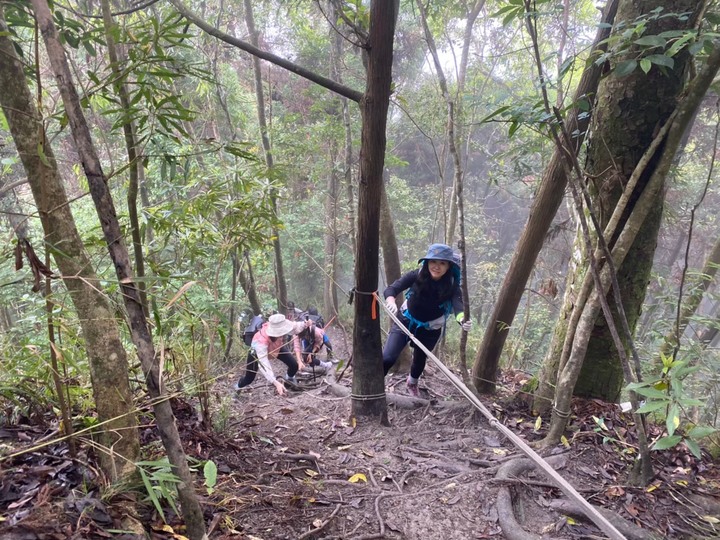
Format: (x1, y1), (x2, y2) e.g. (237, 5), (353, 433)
(265, 313), (295, 337)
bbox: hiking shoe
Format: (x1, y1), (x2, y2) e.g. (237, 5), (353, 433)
(319, 361), (333, 370)
(284, 374), (298, 385)
(232, 381), (242, 392)
(406, 378), (420, 398)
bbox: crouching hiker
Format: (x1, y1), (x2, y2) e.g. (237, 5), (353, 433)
(383, 243), (472, 397)
(234, 314), (310, 396)
(298, 321), (334, 370)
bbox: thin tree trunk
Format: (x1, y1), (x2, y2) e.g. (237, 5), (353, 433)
(0, 9), (139, 480)
(101, 0), (149, 319)
(351, 0), (399, 421)
(660, 227), (720, 359)
(30, 2), (206, 537)
(243, 0), (287, 313)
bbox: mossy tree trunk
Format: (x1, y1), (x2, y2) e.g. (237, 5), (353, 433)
(571, 0), (699, 401)
(0, 9), (140, 480)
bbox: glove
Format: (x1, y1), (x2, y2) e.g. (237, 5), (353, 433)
(456, 312), (472, 332)
(385, 296), (398, 316)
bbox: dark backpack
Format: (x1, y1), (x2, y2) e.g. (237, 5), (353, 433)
(243, 314), (265, 346)
(302, 309), (324, 328)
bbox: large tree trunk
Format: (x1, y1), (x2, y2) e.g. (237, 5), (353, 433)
(572, 0), (700, 400)
(541, 7), (720, 446)
(0, 10), (139, 480)
(29, 2), (206, 537)
(351, 0), (399, 421)
(243, 0), (287, 313)
(473, 0), (619, 394)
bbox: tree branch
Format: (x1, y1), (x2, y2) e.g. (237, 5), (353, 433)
(167, 0), (364, 103)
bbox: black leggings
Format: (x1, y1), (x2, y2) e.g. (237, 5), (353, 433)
(382, 319), (442, 379)
(236, 346), (299, 388)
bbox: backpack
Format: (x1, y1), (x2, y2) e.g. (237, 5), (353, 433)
(243, 314), (266, 346)
(302, 307), (324, 328)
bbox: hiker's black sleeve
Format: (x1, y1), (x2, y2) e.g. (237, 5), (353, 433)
(451, 285), (464, 316)
(384, 270), (418, 299)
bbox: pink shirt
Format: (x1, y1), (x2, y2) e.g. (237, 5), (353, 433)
(251, 322), (305, 383)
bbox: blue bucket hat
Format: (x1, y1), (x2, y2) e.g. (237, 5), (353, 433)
(418, 243), (458, 268)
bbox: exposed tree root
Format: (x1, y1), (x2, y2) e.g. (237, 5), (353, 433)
(547, 500), (662, 540)
(495, 456), (566, 540)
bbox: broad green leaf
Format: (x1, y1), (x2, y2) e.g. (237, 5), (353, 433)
(635, 400), (667, 414)
(646, 54), (674, 68)
(203, 460), (217, 491)
(640, 59), (651, 73)
(666, 403), (680, 437)
(685, 439), (702, 460)
(634, 35), (666, 47)
(614, 60), (637, 77)
(634, 386), (669, 399)
(652, 435), (682, 451)
(687, 426), (716, 439)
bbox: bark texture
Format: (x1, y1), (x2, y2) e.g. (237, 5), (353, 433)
(29, 1), (206, 537)
(351, 0), (399, 420)
(0, 10), (139, 479)
(573, 0), (699, 400)
(473, 0), (619, 394)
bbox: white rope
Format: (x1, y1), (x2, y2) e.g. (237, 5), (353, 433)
(374, 292), (627, 540)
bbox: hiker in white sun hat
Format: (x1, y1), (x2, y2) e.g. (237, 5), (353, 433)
(234, 313), (311, 396)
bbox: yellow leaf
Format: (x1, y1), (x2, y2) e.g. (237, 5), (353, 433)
(560, 435), (570, 448)
(492, 448), (507, 455)
(348, 473), (367, 483)
(305, 469), (319, 477)
(473, 447), (482, 454)
(566, 517), (577, 525)
(701, 516), (720, 524)
(351, 417), (357, 428)
(337, 444), (352, 451)
(646, 485), (657, 492)
(534, 416), (542, 432)
(675, 480), (688, 487)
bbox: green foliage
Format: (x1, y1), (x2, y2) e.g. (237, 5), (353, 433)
(626, 354), (716, 458)
(136, 458), (181, 522)
(594, 7), (720, 78)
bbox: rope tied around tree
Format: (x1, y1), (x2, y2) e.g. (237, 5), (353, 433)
(348, 287), (379, 319)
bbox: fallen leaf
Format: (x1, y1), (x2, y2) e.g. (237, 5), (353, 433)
(534, 416), (542, 432)
(361, 449), (375, 457)
(337, 444), (352, 451)
(305, 469), (319, 477)
(701, 516), (720, 524)
(348, 473), (367, 483)
(313, 519), (324, 527)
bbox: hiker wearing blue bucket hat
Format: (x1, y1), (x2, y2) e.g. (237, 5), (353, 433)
(383, 243), (472, 397)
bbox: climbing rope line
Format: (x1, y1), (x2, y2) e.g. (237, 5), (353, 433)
(373, 291), (627, 540)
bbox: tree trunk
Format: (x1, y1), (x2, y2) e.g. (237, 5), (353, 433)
(243, 0), (287, 313)
(659, 235), (720, 359)
(572, 0), (701, 400)
(541, 12), (720, 446)
(351, 0), (399, 421)
(100, 0), (149, 319)
(324, 7), (343, 321)
(0, 10), (139, 480)
(239, 250), (262, 315)
(470, 0), (619, 394)
(29, 2), (206, 537)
